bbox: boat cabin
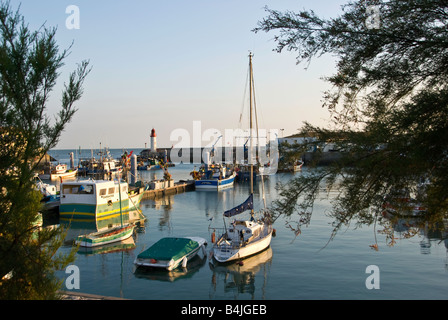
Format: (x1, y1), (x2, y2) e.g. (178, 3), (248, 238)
(225, 219), (263, 245)
(60, 180), (129, 206)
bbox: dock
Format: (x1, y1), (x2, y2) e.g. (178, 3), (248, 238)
(142, 180), (195, 200)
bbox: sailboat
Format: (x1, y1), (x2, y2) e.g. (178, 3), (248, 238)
(212, 53), (273, 263)
(75, 178), (135, 247)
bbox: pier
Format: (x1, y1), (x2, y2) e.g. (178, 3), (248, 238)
(142, 180), (195, 200)
(150, 147), (343, 166)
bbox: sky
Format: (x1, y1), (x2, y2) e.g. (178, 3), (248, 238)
(12, 0), (349, 150)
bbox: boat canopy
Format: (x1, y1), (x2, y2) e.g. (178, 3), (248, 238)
(224, 194), (253, 217)
(137, 237), (199, 261)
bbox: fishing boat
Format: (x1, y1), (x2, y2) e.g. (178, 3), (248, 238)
(35, 179), (60, 211)
(212, 53), (273, 263)
(192, 163), (237, 190)
(137, 158), (161, 171)
(134, 237), (207, 270)
(78, 156), (122, 179)
(59, 179), (144, 223)
(38, 163), (77, 180)
(235, 163), (258, 182)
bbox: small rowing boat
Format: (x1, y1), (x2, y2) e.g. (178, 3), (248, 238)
(76, 224), (134, 247)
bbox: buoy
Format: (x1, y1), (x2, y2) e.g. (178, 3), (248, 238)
(182, 256), (188, 268)
(211, 231), (216, 243)
(272, 228), (277, 237)
(237, 261), (244, 266)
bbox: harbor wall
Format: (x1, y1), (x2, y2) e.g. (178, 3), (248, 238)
(303, 151), (343, 166)
(148, 147), (342, 166)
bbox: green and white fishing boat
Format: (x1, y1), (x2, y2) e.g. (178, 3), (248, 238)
(59, 179), (144, 223)
(134, 237), (207, 270)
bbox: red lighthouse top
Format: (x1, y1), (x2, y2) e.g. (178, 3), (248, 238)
(150, 128), (156, 137)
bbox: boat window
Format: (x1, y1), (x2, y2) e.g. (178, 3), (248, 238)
(62, 184), (94, 195)
(108, 187), (115, 195)
(79, 185), (94, 194)
(99, 188), (107, 196)
(62, 185), (77, 194)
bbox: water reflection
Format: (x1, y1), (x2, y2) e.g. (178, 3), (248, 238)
(59, 209), (144, 247)
(381, 211), (448, 259)
(142, 196), (175, 231)
(77, 236), (136, 256)
(208, 247), (273, 299)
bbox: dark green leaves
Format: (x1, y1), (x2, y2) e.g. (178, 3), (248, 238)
(0, 1), (90, 298)
(256, 0), (448, 242)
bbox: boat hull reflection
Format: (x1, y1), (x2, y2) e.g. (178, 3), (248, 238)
(209, 247), (273, 298)
(134, 254), (207, 282)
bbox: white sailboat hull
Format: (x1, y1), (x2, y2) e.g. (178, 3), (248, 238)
(213, 228), (272, 263)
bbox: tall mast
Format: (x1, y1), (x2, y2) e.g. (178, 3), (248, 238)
(249, 52), (254, 214)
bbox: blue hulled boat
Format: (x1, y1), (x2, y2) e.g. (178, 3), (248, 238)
(192, 164), (236, 190)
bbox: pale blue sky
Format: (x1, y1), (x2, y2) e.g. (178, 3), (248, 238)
(13, 0), (348, 149)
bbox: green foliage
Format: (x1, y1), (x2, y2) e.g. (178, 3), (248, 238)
(0, 1), (90, 299)
(255, 0), (448, 242)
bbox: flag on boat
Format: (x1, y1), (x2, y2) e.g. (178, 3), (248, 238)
(224, 194), (253, 217)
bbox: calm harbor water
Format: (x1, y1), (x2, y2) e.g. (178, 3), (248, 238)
(47, 149), (448, 300)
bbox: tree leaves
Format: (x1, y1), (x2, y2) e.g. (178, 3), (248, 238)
(255, 0), (448, 243)
(0, 1), (90, 299)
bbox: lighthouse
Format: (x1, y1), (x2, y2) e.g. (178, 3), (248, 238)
(150, 128), (157, 152)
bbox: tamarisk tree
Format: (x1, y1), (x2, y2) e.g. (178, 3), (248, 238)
(254, 0), (448, 242)
(0, 1), (90, 299)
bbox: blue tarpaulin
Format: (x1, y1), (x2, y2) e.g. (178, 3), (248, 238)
(224, 194), (253, 217)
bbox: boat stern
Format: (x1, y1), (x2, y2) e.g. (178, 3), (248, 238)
(212, 245), (239, 263)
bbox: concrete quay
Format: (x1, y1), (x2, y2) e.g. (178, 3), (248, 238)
(142, 180), (195, 200)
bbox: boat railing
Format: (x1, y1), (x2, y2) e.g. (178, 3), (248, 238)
(211, 224), (272, 250)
